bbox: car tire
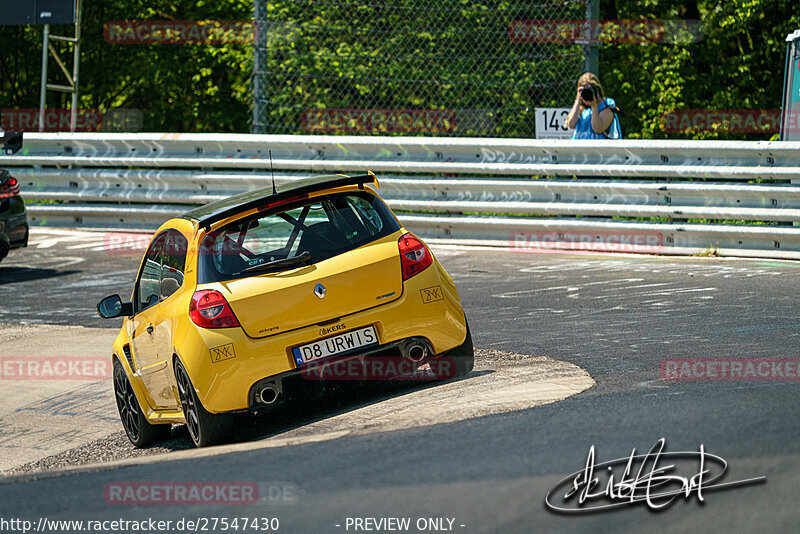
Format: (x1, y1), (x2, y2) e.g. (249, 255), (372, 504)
(0, 242), (9, 263)
(174, 359), (233, 448)
(113, 359), (172, 448)
(433, 320), (474, 379)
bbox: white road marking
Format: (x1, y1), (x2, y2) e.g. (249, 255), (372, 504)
(494, 278), (643, 298)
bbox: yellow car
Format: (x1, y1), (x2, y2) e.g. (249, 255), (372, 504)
(97, 172), (473, 447)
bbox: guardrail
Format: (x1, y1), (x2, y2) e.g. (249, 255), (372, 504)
(4, 133), (800, 259)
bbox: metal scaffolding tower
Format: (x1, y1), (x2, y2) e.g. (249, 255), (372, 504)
(38, 0), (82, 132)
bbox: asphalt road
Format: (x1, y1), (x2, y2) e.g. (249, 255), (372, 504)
(1, 229), (799, 533)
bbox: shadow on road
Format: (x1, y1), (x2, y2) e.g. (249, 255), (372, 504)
(149, 370), (493, 451)
(0, 266), (80, 285)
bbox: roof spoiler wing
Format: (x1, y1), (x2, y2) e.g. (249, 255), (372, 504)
(197, 171), (379, 231)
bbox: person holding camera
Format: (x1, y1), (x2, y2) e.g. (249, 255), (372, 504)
(565, 73), (622, 139)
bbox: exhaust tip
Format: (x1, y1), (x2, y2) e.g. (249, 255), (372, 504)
(258, 385), (279, 404)
(407, 343), (427, 363)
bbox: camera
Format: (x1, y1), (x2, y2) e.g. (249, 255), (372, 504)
(580, 85), (595, 102)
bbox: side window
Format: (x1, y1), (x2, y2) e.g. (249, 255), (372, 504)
(160, 231), (187, 299)
(348, 195), (384, 237)
(135, 234), (165, 313)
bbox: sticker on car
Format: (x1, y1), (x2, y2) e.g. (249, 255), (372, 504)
(420, 286), (444, 304)
(210, 343), (236, 363)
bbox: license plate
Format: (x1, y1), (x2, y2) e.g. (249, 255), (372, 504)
(292, 326), (378, 366)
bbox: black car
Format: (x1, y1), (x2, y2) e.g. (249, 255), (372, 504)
(0, 169), (28, 263)
(0, 132), (27, 263)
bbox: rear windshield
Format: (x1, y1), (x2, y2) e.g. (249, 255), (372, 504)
(198, 191), (400, 283)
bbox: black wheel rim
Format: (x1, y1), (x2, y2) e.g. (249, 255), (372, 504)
(175, 363), (201, 442)
(114, 365), (141, 442)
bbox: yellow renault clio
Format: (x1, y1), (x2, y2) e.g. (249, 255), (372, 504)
(98, 172), (473, 448)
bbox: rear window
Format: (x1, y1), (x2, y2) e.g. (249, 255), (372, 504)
(198, 192), (400, 283)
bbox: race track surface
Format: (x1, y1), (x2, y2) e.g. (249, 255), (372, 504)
(0, 229), (798, 533)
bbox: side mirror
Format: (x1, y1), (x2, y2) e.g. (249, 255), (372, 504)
(97, 294), (133, 318)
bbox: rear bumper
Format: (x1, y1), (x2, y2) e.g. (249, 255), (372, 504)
(246, 334), (458, 410)
(178, 259), (467, 413)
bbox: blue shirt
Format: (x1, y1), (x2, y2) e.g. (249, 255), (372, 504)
(572, 97), (621, 139)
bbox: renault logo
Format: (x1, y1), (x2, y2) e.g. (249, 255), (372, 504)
(314, 283), (327, 299)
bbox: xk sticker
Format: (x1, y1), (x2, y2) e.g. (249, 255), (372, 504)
(210, 343), (236, 363)
(420, 286), (444, 304)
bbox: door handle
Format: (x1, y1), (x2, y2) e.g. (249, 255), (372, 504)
(146, 325), (154, 335)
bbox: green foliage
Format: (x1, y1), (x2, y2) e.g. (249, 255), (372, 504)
(601, 0), (800, 139)
(259, 1), (584, 136)
(0, 0), (798, 137)
(0, 0), (253, 132)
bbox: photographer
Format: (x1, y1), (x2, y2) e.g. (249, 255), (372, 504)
(565, 73), (621, 139)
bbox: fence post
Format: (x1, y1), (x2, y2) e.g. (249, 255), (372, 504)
(38, 24), (50, 132)
(584, 0), (599, 76)
(252, 0), (268, 134)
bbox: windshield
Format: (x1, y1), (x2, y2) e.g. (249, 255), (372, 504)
(198, 191), (400, 283)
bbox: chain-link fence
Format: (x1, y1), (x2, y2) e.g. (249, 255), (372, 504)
(253, 0), (589, 137)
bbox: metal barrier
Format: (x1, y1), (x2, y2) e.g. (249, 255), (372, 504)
(5, 133), (800, 259)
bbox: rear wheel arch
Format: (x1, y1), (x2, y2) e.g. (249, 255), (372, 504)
(173, 356), (233, 447)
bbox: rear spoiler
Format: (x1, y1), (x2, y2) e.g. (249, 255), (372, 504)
(197, 171), (379, 231)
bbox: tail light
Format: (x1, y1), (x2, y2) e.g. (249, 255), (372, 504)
(0, 176), (19, 199)
(189, 290), (240, 328)
(398, 233), (432, 281)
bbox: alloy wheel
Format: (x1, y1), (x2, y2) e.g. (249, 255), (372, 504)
(175, 363), (201, 442)
(114, 365), (141, 441)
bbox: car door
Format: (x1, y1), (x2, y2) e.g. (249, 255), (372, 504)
(130, 233), (178, 410)
(149, 230), (188, 410)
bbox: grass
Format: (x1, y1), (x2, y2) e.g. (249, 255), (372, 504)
(693, 243), (722, 257)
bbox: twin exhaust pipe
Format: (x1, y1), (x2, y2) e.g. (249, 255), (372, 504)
(256, 338), (429, 405)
